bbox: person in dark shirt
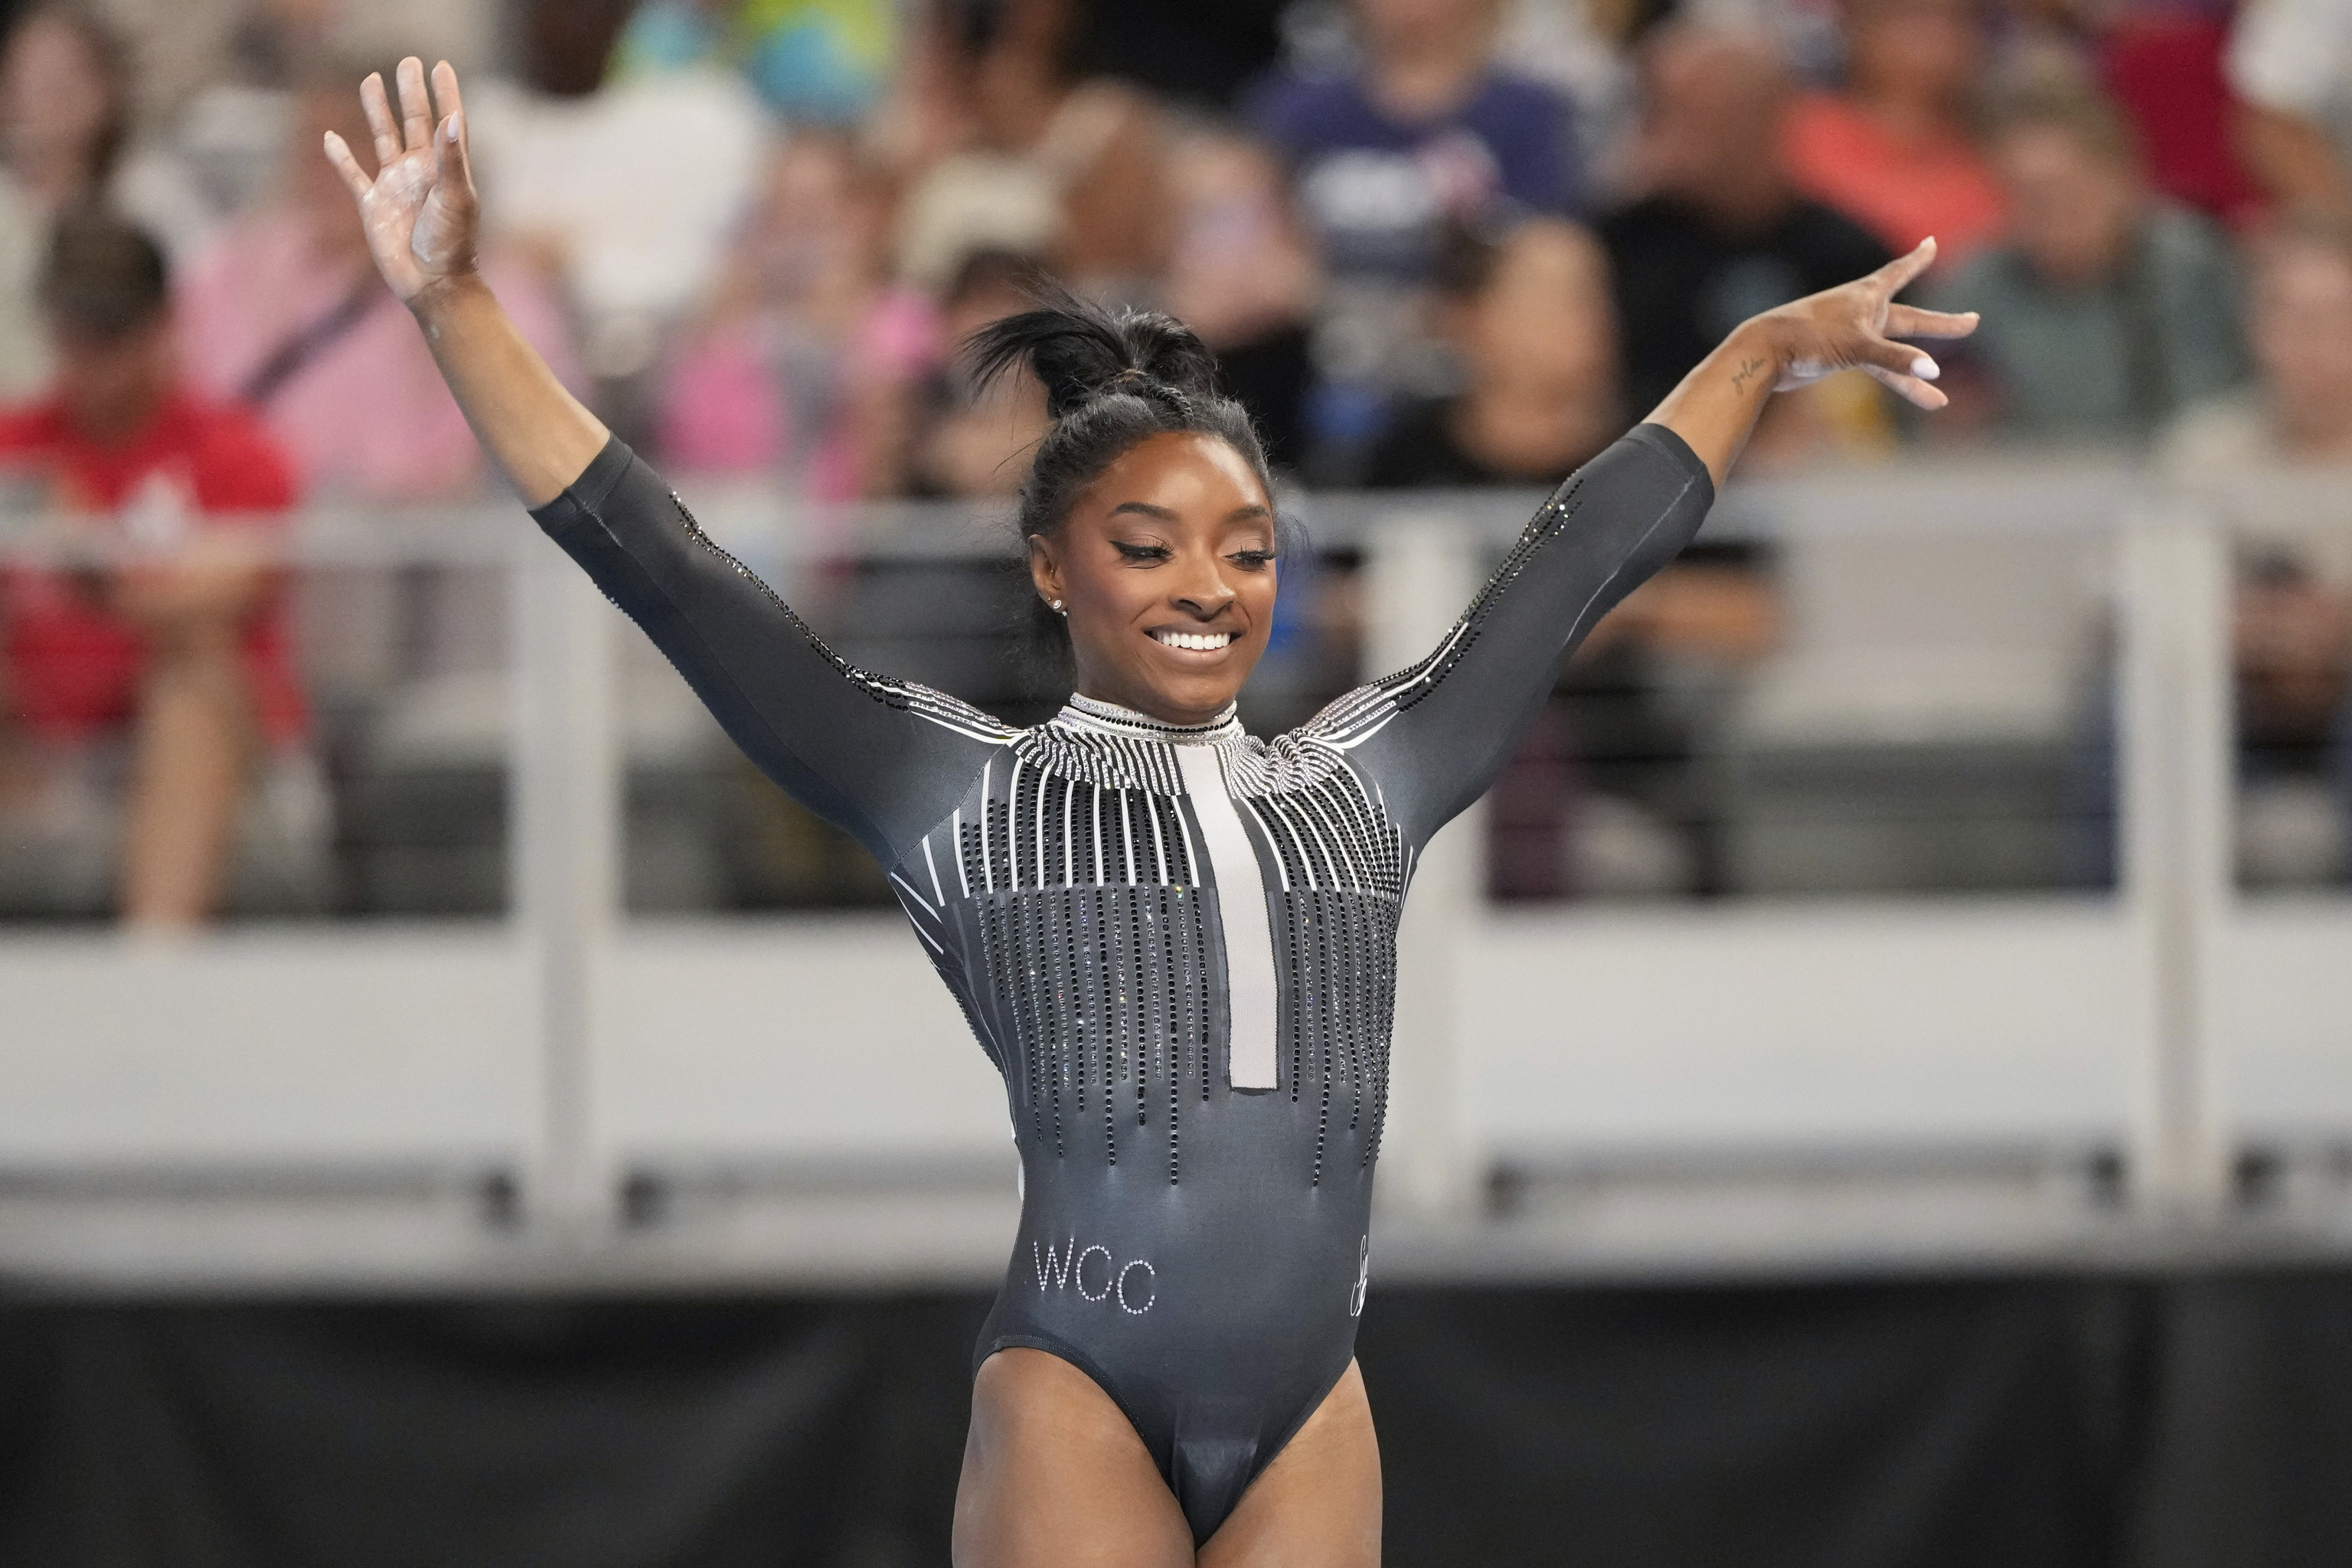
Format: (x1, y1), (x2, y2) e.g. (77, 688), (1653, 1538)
(1246, 0), (1583, 477)
(1601, 24), (1893, 419)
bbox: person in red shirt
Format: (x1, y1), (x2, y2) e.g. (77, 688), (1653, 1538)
(1781, 0), (2008, 266)
(0, 211), (320, 927)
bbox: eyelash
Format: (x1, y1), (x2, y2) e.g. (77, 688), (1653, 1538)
(1111, 543), (1276, 570)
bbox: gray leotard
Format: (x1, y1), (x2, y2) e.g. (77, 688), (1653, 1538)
(531, 424), (1714, 1540)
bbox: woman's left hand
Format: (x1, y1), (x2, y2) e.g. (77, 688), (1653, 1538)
(1746, 237), (1980, 410)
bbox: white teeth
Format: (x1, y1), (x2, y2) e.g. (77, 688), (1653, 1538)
(1153, 629), (1236, 652)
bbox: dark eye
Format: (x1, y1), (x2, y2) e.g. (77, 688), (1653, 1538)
(1230, 550), (1276, 570)
(1112, 541), (1170, 563)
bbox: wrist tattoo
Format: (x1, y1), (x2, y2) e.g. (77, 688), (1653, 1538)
(1730, 356), (1769, 395)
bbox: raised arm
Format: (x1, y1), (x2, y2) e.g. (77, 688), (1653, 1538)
(1339, 242), (1978, 847)
(323, 59), (604, 504)
(325, 60), (1007, 862)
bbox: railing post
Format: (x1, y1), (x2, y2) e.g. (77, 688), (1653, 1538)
(1367, 512), (1483, 1219)
(2118, 498), (2233, 1219)
(511, 547), (620, 1233)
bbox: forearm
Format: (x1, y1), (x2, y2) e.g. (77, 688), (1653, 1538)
(120, 632), (250, 929)
(1643, 320), (1781, 491)
(410, 273), (607, 507)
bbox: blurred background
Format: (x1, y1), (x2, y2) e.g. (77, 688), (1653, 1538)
(3, 0), (2351, 1561)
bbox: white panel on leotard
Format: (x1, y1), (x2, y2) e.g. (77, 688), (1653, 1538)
(1174, 745), (1279, 1091)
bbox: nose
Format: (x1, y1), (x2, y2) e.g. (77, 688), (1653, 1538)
(1170, 553), (1237, 619)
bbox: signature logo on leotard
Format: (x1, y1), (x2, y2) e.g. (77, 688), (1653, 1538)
(1034, 1234), (1156, 1315)
(1349, 1234), (1370, 1318)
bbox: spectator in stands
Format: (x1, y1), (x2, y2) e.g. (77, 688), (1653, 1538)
(1161, 123), (1320, 472)
(2229, 0), (2352, 219)
(1364, 216), (1620, 486)
(2230, 549), (2352, 887)
(1602, 24), (1894, 426)
(1782, 0), (2007, 263)
(2167, 214), (2352, 469)
(2096, 1), (2265, 227)
(906, 248), (1051, 499)
(0, 4), (132, 400)
(176, 57), (579, 505)
(655, 130), (937, 506)
(1247, 0), (1582, 479)
(1934, 83), (2247, 443)
(467, 0), (766, 434)
(0, 214), (324, 926)
(612, 0), (899, 126)
(893, 0), (1170, 302)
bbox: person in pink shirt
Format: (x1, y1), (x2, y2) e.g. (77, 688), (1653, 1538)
(656, 130), (942, 504)
(1782, 0), (2007, 265)
(176, 57), (580, 504)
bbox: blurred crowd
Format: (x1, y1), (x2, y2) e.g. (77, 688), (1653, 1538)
(2, 0), (2351, 923)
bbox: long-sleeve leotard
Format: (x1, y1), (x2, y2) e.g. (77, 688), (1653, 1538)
(529, 423), (1714, 1541)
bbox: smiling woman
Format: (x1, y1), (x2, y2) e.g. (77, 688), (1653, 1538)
(960, 295), (1285, 727)
(326, 55), (1976, 1568)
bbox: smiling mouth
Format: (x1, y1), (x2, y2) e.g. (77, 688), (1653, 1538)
(1151, 629), (1240, 652)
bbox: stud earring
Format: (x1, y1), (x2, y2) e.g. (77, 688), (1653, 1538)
(1050, 599), (1066, 615)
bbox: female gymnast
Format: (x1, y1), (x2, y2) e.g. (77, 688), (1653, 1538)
(328, 58), (1978, 1568)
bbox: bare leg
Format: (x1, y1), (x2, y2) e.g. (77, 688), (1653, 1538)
(1199, 1361), (1382, 1568)
(955, 1348), (1194, 1568)
(119, 621), (251, 929)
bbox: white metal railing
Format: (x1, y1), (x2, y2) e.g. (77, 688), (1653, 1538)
(3, 456), (2349, 1282)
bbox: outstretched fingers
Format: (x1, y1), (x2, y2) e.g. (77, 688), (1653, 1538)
(360, 71), (401, 170)
(1857, 335), (1948, 410)
(430, 60), (472, 190)
(1870, 236), (1941, 299)
(1884, 302), (1980, 341)
(430, 59), (466, 126)
(322, 130), (373, 202)
(397, 57), (434, 153)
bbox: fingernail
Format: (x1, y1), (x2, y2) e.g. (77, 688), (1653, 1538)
(1913, 356), (1940, 381)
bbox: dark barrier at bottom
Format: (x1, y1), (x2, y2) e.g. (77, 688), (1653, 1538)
(1, 1272), (2346, 1566)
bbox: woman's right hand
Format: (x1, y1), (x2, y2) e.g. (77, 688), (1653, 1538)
(323, 57), (481, 309)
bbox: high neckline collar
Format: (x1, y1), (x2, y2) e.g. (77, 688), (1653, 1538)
(1055, 692), (1244, 746)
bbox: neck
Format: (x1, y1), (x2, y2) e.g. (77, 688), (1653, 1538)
(1367, 31), (1491, 121)
(1065, 689), (1241, 739)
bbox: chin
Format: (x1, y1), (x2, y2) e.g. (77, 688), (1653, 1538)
(1129, 666), (1251, 721)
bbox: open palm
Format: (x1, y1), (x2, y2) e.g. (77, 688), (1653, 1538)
(324, 57), (479, 305)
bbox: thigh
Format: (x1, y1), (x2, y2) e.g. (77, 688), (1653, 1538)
(954, 1347), (1194, 1568)
(1198, 1360), (1382, 1568)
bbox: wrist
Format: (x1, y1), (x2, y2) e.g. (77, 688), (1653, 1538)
(1725, 317), (1789, 376)
(407, 267), (489, 324)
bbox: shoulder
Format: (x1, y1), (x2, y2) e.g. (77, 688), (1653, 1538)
(1929, 245), (2023, 312)
(177, 397), (299, 511)
(897, 682), (1026, 747)
(1243, 68), (1364, 144)
(0, 399), (63, 456)
(1465, 72), (1571, 126)
(2143, 202), (2237, 274)
(1781, 91), (1867, 152)
(2158, 388), (2274, 475)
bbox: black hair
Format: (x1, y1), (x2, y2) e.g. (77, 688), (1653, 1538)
(38, 208), (167, 340)
(962, 281), (1295, 651)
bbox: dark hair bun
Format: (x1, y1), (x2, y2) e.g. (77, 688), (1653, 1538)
(964, 279), (1223, 420)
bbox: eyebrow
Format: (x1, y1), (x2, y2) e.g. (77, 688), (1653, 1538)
(1108, 501), (1275, 524)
